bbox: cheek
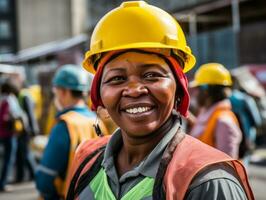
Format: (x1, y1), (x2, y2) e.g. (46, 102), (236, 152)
(151, 80), (176, 106)
(100, 85), (121, 111)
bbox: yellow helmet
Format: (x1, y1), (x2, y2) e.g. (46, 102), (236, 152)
(83, 1), (196, 74)
(190, 63), (232, 87)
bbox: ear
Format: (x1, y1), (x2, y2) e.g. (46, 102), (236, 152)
(97, 106), (110, 120)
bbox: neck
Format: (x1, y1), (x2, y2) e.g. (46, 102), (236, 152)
(116, 115), (174, 176)
(63, 98), (85, 109)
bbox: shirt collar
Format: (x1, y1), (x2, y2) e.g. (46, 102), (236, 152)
(102, 116), (181, 181)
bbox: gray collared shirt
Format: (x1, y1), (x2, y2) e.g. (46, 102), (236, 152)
(101, 119), (181, 199)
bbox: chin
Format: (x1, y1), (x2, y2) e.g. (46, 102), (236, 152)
(121, 122), (159, 138)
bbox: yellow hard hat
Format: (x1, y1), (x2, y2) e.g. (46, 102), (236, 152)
(83, 1), (196, 74)
(190, 63), (232, 87)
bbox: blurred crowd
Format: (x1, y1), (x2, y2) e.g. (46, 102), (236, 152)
(0, 61), (265, 198)
(0, 77), (39, 190)
(0, 65), (117, 196)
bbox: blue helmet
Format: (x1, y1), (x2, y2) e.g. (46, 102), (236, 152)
(52, 64), (89, 92)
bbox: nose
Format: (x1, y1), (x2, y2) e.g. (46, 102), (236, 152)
(122, 79), (148, 98)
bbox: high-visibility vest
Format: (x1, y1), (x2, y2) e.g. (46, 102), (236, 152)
(54, 111), (108, 198)
(67, 134), (254, 200)
(197, 107), (239, 147)
(90, 168), (155, 199)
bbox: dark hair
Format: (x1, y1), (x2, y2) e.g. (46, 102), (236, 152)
(1, 79), (19, 96)
(206, 85), (228, 104)
(70, 90), (85, 98)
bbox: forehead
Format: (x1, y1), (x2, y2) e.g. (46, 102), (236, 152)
(104, 51), (170, 69)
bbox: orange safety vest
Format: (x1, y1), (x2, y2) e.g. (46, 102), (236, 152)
(54, 111), (109, 198)
(197, 106), (239, 147)
(67, 134), (254, 200)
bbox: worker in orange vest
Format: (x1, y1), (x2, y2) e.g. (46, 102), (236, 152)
(66, 2), (254, 200)
(190, 63), (242, 159)
(35, 65), (108, 199)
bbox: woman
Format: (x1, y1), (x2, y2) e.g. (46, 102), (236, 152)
(189, 63), (243, 159)
(66, 1), (254, 200)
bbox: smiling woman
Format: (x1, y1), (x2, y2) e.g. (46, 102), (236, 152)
(100, 51), (176, 137)
(66, 1), (254, 200)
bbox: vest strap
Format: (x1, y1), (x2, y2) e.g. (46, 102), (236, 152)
(66, 146), (106, 200)
(153, 128), (185, 200)
(57, 111), (97, 197)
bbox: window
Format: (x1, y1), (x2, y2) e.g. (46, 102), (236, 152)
(0, 20), (11, 38)
(0, 0), (8, 12)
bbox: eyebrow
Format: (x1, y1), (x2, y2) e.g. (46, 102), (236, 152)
(104, 67), (126, 74)
(140, 63), (169, 73)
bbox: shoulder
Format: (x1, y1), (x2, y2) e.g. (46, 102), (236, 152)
(83, 109), (96, 118)
(73, 107), (96, 119)
(49, 121), (70, 144)
(216, 115), (241, 137)
(51, 121), (68, 133)
(75, 136), (110, 164)
(186, 163), (248, 200)
(67, 136), (110, 186)
(216, 111), (239, 129)
(59, 109), (95, 123)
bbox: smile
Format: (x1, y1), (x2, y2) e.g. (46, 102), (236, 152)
(125, 107), (152, 114)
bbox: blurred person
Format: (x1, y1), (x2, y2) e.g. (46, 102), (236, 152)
(229, 76), (262, 159)
(190, 63), (242, 159)
(66, 2), (253, 200)
(35, 65), (108, 199)
(0, 79), (26, 191)
(15, 84), (40, 183)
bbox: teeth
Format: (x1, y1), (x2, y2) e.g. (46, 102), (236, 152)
(125, 107), (151, 114)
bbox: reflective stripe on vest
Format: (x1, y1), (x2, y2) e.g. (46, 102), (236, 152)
(54, 111), (105, 198)
(197, 108), (239, 147)
(88, 168), (154, 200)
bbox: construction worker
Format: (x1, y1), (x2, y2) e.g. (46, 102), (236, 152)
(229, 75), (262, 159)
(66, 2), (253, 200)
(35, 64), (108, 199)
(190, 63), (242, 159)
(15, 85), (39, 183)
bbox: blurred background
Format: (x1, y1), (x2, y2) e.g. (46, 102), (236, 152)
(0, 0), (266, 199)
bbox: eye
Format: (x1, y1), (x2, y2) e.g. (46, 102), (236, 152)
(104, 76), (126, 84)
(144, 72), (164, 79)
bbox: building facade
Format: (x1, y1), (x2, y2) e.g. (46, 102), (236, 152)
(0, 0), (88, 54)
(0, 0), (17, 54)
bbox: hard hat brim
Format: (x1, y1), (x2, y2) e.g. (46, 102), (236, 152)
(83, 43), (196, 74)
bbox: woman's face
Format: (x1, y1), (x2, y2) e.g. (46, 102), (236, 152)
(100, 52), (177, 137)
